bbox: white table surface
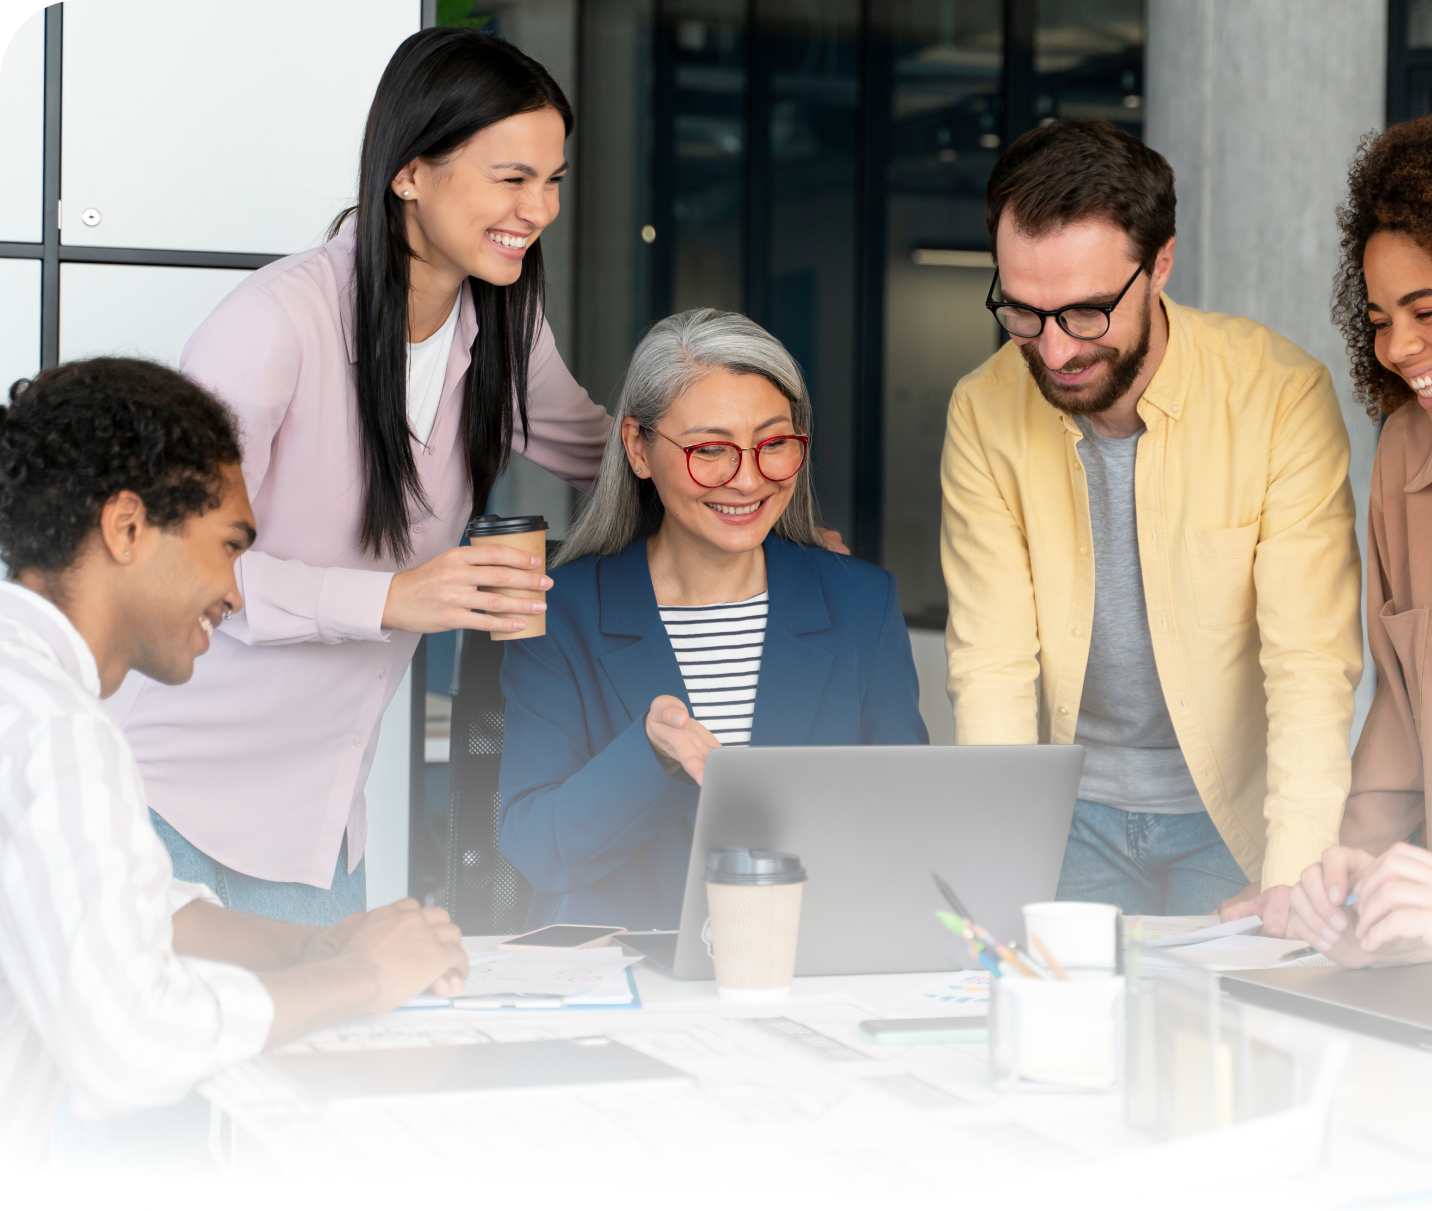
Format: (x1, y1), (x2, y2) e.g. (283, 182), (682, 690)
(193, 936), (1432, 1208)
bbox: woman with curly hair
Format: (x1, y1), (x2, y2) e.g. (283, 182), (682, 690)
(1287, 116), (1432, 966)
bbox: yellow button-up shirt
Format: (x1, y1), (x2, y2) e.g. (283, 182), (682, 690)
(940, 295), (1362, 888)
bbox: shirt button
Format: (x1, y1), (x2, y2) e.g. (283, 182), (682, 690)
(354, 737), (364, 747)
(413, 523), (424, 533)
(378, 669), (387, 680)
(1072, 629), (1082, 637)
(1079, 546), (1088, 555)
(1058, 706), (1068, 716)
(1172, 405), (1180, 413)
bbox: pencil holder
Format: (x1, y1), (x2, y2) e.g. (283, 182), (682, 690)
(989, 972), (1125, 1091)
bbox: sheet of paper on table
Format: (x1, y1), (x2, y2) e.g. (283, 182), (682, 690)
(1138, 933), (1337, 972)
(1123, 914), (1263, 946)
(404, 945), (642, 1008)
(203, 991), (1350, 1199)
(204, 997), (1114, 1193)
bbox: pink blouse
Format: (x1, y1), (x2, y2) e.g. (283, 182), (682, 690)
(105, 224), (611, 887)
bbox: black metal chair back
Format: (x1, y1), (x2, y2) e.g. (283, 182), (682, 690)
(444, 627), (534, 935)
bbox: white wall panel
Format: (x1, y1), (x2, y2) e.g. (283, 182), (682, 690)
(0, 259), (41, 394)
(59, 263), (249, 367)
(908, 627), (954, 747)
(61, 0), (419, 255)
(0, 11), (44, 243)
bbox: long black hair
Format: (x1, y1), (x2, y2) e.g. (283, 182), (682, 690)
(331, 29), (573, 562)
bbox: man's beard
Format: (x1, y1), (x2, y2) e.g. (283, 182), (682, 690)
(1018, 295), (1153, 417)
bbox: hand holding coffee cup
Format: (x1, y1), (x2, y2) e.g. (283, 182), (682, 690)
(705, 849), (806, 1002)
(380, 515), (551, 636)
(466, 515), (549, 641)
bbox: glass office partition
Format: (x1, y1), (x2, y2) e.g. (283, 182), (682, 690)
(751, 0), (862, 539)
(659, 0), (748, 317)
(1390, 0), (1432, 123)
(576, 0), (1145, 619)
(877, 0), (1143, 626)
(1033, 0), (1143, 133)
(878, 0), (1003, 626)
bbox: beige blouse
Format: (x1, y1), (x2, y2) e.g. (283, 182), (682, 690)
(1343, 401), (1432, 852)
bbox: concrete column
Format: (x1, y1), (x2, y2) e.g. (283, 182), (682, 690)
(1145, 0), (1387, 737)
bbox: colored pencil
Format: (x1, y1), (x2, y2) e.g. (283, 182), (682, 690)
(1030, 932), (1068, 980)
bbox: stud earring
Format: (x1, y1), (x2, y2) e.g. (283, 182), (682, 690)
(402, 190), (411, 197)
(123, 551), (129, 557)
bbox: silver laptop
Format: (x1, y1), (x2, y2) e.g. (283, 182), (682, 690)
(1223, 963), (1432, 1048)
(623, 744), (1083, 978)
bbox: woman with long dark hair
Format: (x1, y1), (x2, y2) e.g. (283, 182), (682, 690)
(105, 29), (612, 924)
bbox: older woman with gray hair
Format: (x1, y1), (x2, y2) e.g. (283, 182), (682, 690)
(496, 308), (927, 930)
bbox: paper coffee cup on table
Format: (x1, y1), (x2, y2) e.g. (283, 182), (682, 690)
(705, 849), (806, 1002)
(465, 514), (547, 641)
(1022, 901), (1119, 971)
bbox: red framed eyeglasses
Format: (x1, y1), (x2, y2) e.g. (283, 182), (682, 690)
(652, 429), (810, 489)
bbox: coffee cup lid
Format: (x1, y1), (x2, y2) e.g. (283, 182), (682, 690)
(705, 848), (806, 885)
(464, 514), (548, 537)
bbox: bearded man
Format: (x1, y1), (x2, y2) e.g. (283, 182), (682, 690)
(940, 119), (1362, 932)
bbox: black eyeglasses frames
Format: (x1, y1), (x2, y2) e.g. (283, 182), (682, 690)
(985, 264), (1146, 340)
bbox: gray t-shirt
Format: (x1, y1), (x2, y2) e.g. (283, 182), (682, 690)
(1073, 416), (1204, 814)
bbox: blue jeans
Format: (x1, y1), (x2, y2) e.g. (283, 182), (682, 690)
(1054, 799), (1248, 915)
(150, 809), (366, 927)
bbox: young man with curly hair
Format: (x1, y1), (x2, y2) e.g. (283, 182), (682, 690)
(1287, 116), (1432, 969)
(941, 120), (1363, 932)
(0, 359), (467, 1167)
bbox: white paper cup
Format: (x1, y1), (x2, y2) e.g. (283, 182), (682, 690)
(1023, 901), (1119, 971)
(705, 849), (806, 1002)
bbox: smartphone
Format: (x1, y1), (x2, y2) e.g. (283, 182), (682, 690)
(858, 1016), (988, 1045)
(497, 924), (628, 951)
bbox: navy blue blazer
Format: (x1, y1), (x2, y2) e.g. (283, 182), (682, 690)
(497, 535), (928, 930)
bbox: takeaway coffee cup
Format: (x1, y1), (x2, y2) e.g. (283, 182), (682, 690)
(1022, 901), (1119, 972)
(464, 514), (547, 641)
(705, 849), (806, 1002)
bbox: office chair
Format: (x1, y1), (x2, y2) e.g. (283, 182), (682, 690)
(444, 626), (534, 936)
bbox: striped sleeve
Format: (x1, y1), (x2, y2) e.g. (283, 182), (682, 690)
(0, 685), (273, 1142)
(658, 593), (768, 746)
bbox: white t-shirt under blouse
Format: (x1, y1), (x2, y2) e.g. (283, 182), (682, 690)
(406, 294), (462, 445)
(657, 592), (768, 746)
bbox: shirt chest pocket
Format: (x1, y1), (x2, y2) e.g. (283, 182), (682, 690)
(1381, 604), (1429, 728)
(1184, 521), (1259, 631)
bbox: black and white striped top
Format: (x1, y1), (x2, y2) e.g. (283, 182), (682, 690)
(657, 592), (768, 746)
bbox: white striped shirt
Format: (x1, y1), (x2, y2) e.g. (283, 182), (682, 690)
(0, 583), (273, 1167)
(658, 592), (768, 746)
